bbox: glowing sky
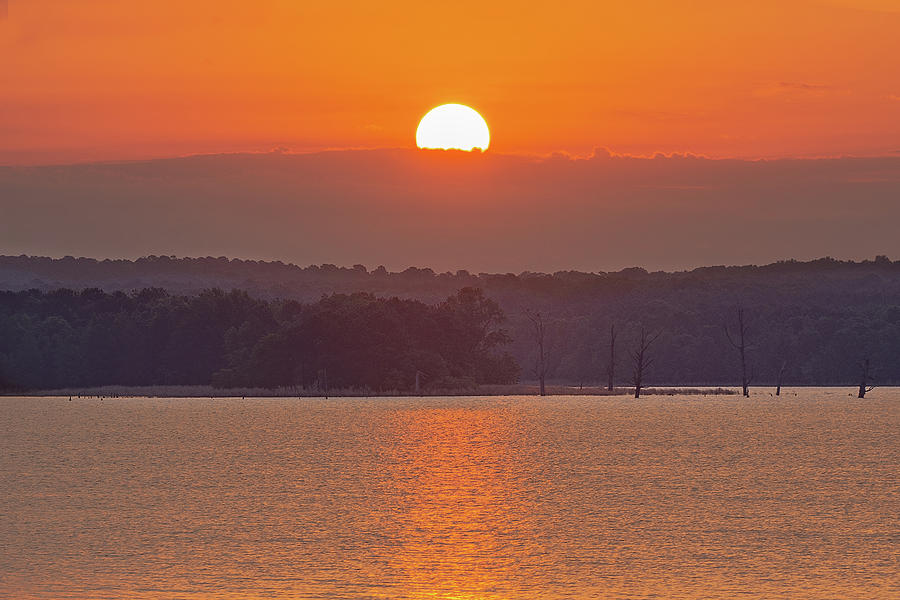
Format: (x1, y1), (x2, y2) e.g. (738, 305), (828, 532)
(1, 1), (899, 164)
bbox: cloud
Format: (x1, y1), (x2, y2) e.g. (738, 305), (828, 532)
(777, 82), (833, 91)
(1, 150), (898, 272)
(754, 81), (844, 98)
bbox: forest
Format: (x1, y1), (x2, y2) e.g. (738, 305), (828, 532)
(0, 287), (517, 392)
(1, 254), (899, 391)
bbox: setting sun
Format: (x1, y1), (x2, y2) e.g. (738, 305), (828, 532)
(2, 4), (900, 600)
(416, 104), (490, 152)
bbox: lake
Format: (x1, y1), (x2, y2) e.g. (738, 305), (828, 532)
(1, 389), (898, 599)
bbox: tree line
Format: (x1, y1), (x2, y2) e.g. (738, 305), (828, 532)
(0, 287), (518, 392)
(2, 255), (899, 393)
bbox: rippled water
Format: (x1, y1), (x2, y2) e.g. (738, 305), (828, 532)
(1, 389), (898, 599)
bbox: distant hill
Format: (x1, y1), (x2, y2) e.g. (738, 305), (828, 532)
(1, 254), (899, 388)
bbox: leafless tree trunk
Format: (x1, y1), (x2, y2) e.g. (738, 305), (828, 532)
(631, 327), (660, 399)
(606, 323), (617, 392)
(318, 367), (329, 399)
(725, 307), (752, 397)
(775, 359), (787, 396)
(858, 357), (875, 398)
(526, 310), (547, 396)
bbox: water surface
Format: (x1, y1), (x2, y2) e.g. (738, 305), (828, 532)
(2, 389), (898, 599)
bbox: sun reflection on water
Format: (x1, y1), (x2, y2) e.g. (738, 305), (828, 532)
(386, 405), (526, 600)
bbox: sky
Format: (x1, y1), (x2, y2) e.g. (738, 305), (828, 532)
(2, 0), (900, 164)
(2, 2), (899, 272)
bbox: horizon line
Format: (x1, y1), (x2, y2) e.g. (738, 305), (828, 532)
(3, 252), (895, 279)
(4, 145), (900, 169)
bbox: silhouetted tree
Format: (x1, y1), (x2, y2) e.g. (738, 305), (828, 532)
(775, 359), (787, 396)
(725, 307), (753, 397)
(606, 323), (617, 392)
(858, 357), (875, 398)
(526, 310), (547, 396)
(319, 367), (329, 398)
(438, 287), (511, 380)
(630, 327), (660, 399)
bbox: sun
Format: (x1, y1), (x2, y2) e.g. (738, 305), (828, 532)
(416, 104), (490, 152)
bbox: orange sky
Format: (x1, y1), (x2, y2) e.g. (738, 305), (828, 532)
(2, 0), (899, 164)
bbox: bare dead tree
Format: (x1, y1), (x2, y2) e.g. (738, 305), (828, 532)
(630, 327), (661, 399)
(858, 357), (875, 398)
(775, 359), (787, 396)
(317, 367), (329, 399)
(725, 307), (753, 397)
(606, 323), (617, 392)
(526, 310), (547, 396)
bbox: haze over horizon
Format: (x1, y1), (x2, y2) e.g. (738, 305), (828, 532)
(3, 149), (898, 273)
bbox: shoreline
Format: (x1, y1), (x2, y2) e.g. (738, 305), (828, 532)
(1, 384), (821, 399)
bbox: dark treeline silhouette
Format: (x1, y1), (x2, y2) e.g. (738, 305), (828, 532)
(0, 287), (518, 392)
(2, 254), (900, 389)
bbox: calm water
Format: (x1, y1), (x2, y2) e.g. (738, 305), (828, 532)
(1, 390), (898, 599)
